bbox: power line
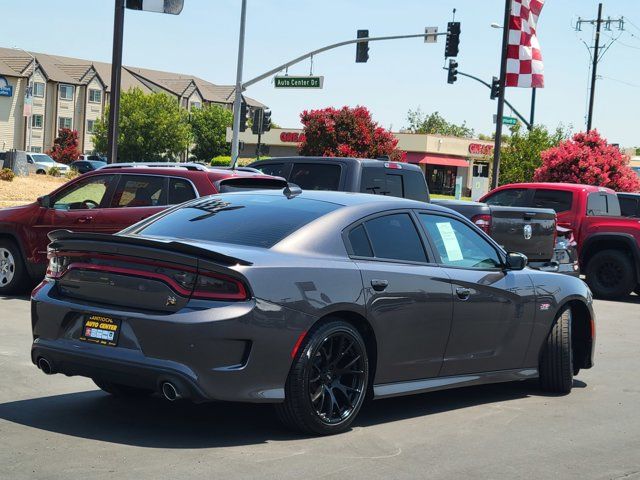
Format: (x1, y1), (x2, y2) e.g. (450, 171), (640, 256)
(597, 75), (640, 88)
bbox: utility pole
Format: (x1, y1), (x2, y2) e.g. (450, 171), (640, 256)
(575, 4), (624, 132)
(491, 0), (512, 190)
(530, 88), (536, 129)
(107, 0), (125, 164)
(587, 3), (603, 132)
(230, 0), (247, 167)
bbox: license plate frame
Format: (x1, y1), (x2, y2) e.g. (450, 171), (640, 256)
(79, 315), (121, 347)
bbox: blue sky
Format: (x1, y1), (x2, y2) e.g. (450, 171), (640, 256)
(3, 0), (639, 146)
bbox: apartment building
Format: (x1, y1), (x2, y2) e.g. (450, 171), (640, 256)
(0, 48), (262, 154)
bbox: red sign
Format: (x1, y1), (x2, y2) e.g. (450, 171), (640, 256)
(280, 132), (305, 143)
(469, 143), (494, 155)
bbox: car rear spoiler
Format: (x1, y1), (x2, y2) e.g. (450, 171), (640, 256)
(47, 230), (252, 266)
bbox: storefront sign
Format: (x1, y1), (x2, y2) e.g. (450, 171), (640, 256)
(274, 76), (324, 89)
(280, 132), (306, 143)
(468, 143), (493, 156)
(0, 76), (13, 97)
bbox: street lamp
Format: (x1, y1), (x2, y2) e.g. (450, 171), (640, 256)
(13, 47), (36, 153)
(490, 22), (503, 29)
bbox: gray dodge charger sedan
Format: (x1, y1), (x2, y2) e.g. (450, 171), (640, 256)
(31, 190), (595, 435)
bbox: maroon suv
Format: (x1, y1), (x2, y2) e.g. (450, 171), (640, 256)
(0, 163), (287, 294)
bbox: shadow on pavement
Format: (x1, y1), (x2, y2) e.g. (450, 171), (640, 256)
(0, 378), (586, 448)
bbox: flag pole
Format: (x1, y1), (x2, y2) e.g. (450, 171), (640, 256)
(491, 0), (512, 190)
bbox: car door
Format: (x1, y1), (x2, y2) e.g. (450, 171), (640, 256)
(417, 212), (537, 376)
(345, 211), (453, 384)
(31, 173), (117, 263)
(98, 174), (171, 232)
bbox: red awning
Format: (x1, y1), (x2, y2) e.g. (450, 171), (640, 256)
(406, 152), (470, 168)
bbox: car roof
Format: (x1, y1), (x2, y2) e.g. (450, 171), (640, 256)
(85, 164), (279, 181)
(250, 156), (424, 172)
(489, 182), (615, 194)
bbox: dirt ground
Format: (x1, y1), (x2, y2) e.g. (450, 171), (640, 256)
(0, 174), (68, 208)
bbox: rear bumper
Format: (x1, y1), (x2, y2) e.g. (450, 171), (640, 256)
(31, 282), (315, 403)
(529, 247), (580, 277)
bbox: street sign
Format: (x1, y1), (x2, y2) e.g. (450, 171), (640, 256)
(493, 114), (518, 126)
(126, 0), (184, 14)
(424, 27), (438, 43)
(274, 76), (324, 89)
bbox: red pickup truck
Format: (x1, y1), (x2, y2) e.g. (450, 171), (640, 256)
(0, 163), (287, 294)
(481, 182), (640, 299)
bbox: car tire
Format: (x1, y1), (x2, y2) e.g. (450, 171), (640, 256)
(36, 169), (45, 175)
(275, 320), (369, 435)
(585, 249), (636, 299)
(539, 307), (573, 394)
(0, 239), (30, 295)
(634, 286), (640, 296)
(93, 379), (153, 398)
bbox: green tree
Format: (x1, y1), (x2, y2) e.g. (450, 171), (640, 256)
(93, 88), (190, 162)
(405, 109), (475, 138)
(189, 104), (233, 160)
(498, 123), (569, 186)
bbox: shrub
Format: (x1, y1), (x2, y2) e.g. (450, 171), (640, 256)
(210, 156), (257, 167)
(0, 168), (15, 182)
(534, 130), (640, 192)
(65, 168), (80, 180)
(47, 166), (61, 177)
(49, 128), (81, 164)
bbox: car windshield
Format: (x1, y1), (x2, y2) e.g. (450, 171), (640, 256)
(135, 193), (341, 248)
(31, 154), (55, 163)
(89, 161), (106, 168)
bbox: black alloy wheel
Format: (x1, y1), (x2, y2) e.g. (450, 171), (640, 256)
(586, 249), (635, 299)
(309, 331), (367, 425)
(276, 320), (369, 435)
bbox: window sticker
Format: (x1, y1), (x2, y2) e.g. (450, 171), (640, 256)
(436, 222), (464, 262)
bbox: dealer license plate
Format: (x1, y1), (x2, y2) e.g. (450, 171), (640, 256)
(79, 315), (121, 347)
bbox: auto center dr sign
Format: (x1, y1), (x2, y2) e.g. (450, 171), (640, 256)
(0, 76), (14, 97)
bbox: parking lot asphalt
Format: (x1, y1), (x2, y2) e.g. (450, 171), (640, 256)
(1, 294), (639, 480)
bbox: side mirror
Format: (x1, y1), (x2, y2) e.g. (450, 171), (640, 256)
(505, 252), (527, 271)
(37, 195), (51, 208)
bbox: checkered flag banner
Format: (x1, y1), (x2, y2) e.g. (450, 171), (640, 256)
(506, 0), (545, 88)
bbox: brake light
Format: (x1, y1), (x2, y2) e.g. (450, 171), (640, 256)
(46, 254), (70, 279)
(472, 214), (492, 234)
(192, 271), (249, 301)
(384, 162), (402, 170)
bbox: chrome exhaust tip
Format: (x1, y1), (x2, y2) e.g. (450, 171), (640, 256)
(161, 382), (181, 401)
(38, 357), (54, 375)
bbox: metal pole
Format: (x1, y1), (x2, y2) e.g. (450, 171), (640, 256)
(256, 130), (262, 161)
(587, 3), (603, 132)
(107, 0), (125, 164)
(491, 0), (512, 190)
(230, 0), (247, 168)
(529, 88), (536, 130)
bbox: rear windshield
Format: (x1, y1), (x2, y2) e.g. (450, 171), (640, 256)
(136, 194), (340, 248)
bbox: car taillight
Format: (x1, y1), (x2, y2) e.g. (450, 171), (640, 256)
(46, 254), (70, 279)
(384, 162), (402, 170)
(472, 214), (492, 234)
(192, 271), (249, 301)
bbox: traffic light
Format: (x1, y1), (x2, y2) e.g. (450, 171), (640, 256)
(262, 109), (272, 132)
(356, 29), (370, 63)
(445, 21), (460, 58)
(239, 102), (248, 132)
(490, 76), (501, 100)
(447, 59), (458, 84)
(251, 108), (263, 135)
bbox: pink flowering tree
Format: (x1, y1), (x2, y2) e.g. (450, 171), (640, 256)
(298, 106), (405, 161)
(534, 130), (640, 192)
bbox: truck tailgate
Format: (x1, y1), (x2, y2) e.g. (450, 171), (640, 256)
(489, 206), (556, 261)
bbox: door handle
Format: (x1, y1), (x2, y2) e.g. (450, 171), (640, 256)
(76, 216), (93, 224)
(456, 287), (471, 300)
(370, 279), (389, 292)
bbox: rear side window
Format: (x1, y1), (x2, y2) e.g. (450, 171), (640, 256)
(255, 163), (289, 178)
(347, 224), (373, 257)
(360, 168), (429, 201)
(289, 163), (341, 190)
(362, 213), (427, 263)
(137, 194), (340, 248)
(532, 189), (573, 213)
(168, 178), (197, 205)
(587, 192), (621, 216)
(403, 170), (430, 202)
(112, 175), (166, 208)
(619, 196), (640, 217)
(484, 188), (528, 207)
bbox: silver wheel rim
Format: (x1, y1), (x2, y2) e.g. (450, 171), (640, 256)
(0, 248), (16, 287)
